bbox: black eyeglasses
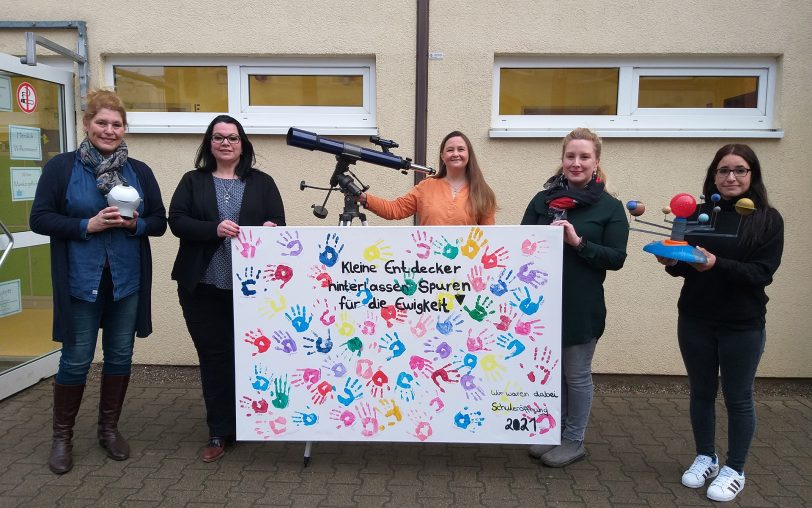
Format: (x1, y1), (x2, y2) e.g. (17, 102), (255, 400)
(715, 166), (750, 178)
(212, 134), (241, 144)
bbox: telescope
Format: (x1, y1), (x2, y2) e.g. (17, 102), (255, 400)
(286, 128), (435, 176)
(288, 127), (436, 224)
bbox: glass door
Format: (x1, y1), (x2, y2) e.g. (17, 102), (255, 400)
(0, 53), (75, 400)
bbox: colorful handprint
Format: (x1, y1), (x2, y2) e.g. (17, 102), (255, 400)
(277, 230), (303, 257)
(235, 229), (261, 258)
(461, 227), (488, 260)
(244, 328), (271, 356)
(318, 232), (344, 267)
(407, 230), (433, 259)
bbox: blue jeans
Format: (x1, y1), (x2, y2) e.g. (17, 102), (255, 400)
(678, 315), (765, 473)
(560, 339), (597, 442)
(56, 268), (139, 385)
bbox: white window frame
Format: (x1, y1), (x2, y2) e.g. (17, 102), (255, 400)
(239, 65), (372, 132)
(490, 57), (781, 138)
(105, 57), (377, 135)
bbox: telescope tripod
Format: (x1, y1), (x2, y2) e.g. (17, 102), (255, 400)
(338, 193), (368, 226)
(303, 182), (368, 467)
(301, 154), (370, 226)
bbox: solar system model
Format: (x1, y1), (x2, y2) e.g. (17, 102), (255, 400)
(626, 193), (755, 263)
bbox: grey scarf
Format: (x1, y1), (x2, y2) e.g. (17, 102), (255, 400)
(78, 137), (129, 195)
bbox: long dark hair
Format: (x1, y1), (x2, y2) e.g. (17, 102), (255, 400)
(435, 130), (497, 223)
(701, 143), (775, 248)
(194, 115), (256, 179)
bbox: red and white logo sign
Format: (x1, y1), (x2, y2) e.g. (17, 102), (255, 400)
(17, 82), (37, 113)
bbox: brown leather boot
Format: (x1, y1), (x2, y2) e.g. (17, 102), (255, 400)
(49, 383), (85, 474)
(97, 374), (130, 460)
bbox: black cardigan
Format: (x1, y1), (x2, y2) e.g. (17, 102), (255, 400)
(29, 151), (167, 343)
(169, 168), (286, 293)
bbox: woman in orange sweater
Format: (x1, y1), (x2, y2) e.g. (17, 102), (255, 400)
(359, 131), (496, 225)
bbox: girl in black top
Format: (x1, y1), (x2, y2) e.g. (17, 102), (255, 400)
(659, 144), (783, 502)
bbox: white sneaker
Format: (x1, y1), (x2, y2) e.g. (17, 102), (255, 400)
(707, 466), (745, 502)
(681, 454), (719, 488)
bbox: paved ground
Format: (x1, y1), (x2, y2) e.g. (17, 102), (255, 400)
(1, 366), (809, 507)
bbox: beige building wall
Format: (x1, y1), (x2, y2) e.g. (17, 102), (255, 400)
(2, 1), (810, 377)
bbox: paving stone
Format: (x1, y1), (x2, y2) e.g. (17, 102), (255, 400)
(603, 479), (645, 505)
(265, 462), (308, 483)
(94, 486), (139, 505)
(54, 498), (97, 508)
(503, 466), (542, 489)
(783, 483), (812, 500)
(223, 491), (268, 507)
(349, 495), (390, 508)
(535, 478), (580, 503)
(415, 455), (452, 476)
(616, 452), (659, 473)
(151, 487), (201, 505)
(288, 493), (328, 506)
(59, 473), (118, 500)
(512, 487), (549, 505)
(127, 478), (176, 501)
(568, 467), (609, 492)
(381, 484), (421, 505)
(260, 481), (299, 503)
(448, 485), (484, 506)
(325, 463), (362, 485)
(415, 473), (451, 498)
(480, 479), (519, 502)
(629, 471), (672, 494)
(384, 464), (421, 486)
(0, 371), (808, 507)
(356, 472), (393, 496)
(314, 482), (358, 506)
(447, 465), (482, 488)
(660, 481), (713, 506)
(578, 488), (617, 506)
(183, 478), (238, 504)
(638, 491), (677, 507)
(14, 484), (69, 507)
(120, 500), (161, 508)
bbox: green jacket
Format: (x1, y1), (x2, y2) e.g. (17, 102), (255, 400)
(521, 190), (628, 346)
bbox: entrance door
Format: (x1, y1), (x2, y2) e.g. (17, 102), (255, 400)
(0, 53), (76, 400)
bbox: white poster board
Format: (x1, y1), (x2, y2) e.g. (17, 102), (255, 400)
(233, 225), (562, 444)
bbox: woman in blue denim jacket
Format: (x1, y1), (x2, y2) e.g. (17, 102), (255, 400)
(30, 90), (167, 475)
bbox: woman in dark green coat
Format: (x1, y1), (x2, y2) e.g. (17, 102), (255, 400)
(521, 128), (628, 467)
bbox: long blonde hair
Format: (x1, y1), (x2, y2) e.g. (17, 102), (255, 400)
(435, 131), (497, 222)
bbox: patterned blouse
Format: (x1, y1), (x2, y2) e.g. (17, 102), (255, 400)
(201, 176), (246, 290)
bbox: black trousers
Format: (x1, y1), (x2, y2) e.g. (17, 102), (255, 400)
(178, 284), (235, 438)
(678, 315), (765, 473)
